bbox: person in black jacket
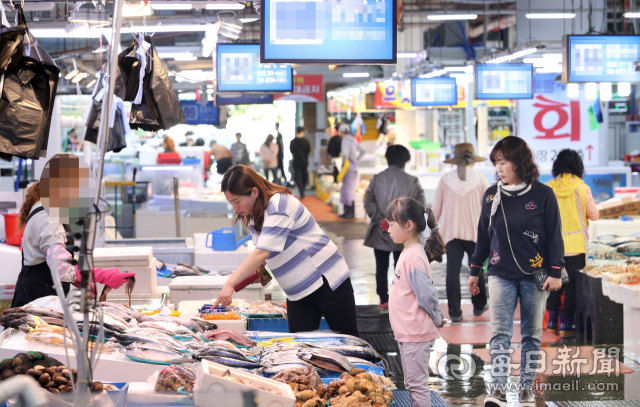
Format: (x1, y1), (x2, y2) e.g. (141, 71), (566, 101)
(327, 129), (343, 183)
(468, 137), (564, 407)
(290, 127), (311, 199)
(275, 123), (287, 184)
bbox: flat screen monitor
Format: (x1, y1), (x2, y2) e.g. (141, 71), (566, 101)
(411, 77), (457, 106)
(475, 63), (534, 100)
(216, 44), (293, 92)
(566, 35), (640, 83)
(260, 0), (397, 64)
(216, 94), (274, 105)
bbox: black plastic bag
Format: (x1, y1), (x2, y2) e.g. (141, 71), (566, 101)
(84, 79), (127, 153)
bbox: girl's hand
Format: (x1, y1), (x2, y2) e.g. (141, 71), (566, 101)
(468, 276), (480, 295)
(543, 276), (563, 292)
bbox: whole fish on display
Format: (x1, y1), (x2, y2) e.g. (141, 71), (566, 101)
(617, 242), (640, 254)
(203, 328), (256, 347)
(311, 344), (383, 362)
(125, 347), (193, 364)
(298, 349), (357, 372)
(199, 356), (261, 369)
(194, 348), (257, 363)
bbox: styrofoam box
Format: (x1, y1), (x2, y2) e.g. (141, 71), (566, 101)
(169, 276), (267, 305)
(93, 246), (153, 266)
(194, 246), (251, 272)
(194, 359), (295, 407)
(96, 258), (157, 296)
(127, 382), (186, 403)
(588, 219), (640, 240)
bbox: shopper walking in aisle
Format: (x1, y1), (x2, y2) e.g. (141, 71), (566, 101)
(469, 137), (564, 407)
(213, 165), (359, 336)
(210, 140), (234, 175)
(327, 130), (343, 183)
(364, 145), (426, 310)
(260, 134), (280, 182)
(546, 149), (599, 337)
(275, 123), (287, 184)
(231, 133), (250, 166)
(339, 123), (366, 219)
(12, 154), (135, 307)
(290, 127), (311, 199)
(386, 197), (446, 407)
(433, 143), (490, 322)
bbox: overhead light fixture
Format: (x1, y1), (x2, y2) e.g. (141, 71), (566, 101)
(567, 83), (579, 98)
(419, 69), (447, 78)
(151, 3), (193, 10)
(445, 66), (473, 73)
(600, 82), (612, 101)
(206, 3), (245, 10)
(174, 55), (198, 61)
(618, 82), (631, 97)
(68, 11), (112, 25)
(624, 12), (640, 18)
(71, 73), (89, 84)
(240, 16), (260, 23)
(489, 47), (537, 63)
(86, 79), (97, 88)
(22, 2), (56, 12)
(450, 73), (473, 83)
(427, 14), (477, 21)
(343, 73), (370, 78)
(218, 18), (243, 40)
(526, 13), (576, 19)
(93, 45), (108, 53)
(397, 53), (418, 58)
(122, 2), (153, 17)
(585, 82), (598, 100)
(65, 70), (79, 80)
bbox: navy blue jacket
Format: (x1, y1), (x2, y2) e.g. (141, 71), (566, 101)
(470, 181), (565, 279)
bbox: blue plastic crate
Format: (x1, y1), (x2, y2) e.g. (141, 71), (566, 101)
(247, 318), (330, 332)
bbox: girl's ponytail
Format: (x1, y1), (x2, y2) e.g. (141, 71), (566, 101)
(424, 207), (446, 258)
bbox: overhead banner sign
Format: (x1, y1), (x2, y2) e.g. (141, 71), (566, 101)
(180, 101), (220, 125)
(518, 93), (599, 168)
(274, 75), (324, 102)
(374, 80), (414, 110)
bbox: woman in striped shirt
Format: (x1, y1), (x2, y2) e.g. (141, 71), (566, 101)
(214, 165), (359, 336)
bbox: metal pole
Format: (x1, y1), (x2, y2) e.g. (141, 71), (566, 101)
(174, 176), (181, 237)
(483, 2), (488, 52)
(75, 0), (125, 398)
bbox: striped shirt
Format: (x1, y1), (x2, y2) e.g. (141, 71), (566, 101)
(249, 193), (351, 301)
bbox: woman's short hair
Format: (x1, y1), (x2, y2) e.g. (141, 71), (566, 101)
(552, 149), (585, 178)
(489, 136), (540, 184)
(385, 145), (411, 168)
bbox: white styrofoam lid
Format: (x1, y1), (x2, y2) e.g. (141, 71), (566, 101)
(93, 246), (153, 261)
(169, 275), (231, 289)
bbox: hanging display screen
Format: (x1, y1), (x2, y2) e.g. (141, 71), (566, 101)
(476, 63), (534, 99)
(260, 0), (397, 64)
(566, 35), (640, 83)
(216, 94), (274, 105)
(411, 77), (457, 106)
(216, 44), (293, 92)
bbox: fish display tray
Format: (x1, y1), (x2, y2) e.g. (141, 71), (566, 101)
(241, 313), (284, 318)
(601, 278), (640, 308)
(194, 359), (295, 407)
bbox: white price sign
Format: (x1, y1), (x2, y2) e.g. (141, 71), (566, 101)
(518, 94), (600, 168)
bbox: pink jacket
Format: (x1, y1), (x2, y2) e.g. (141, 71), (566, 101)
(260, 143), (279, 169)
(432, 169), (490, 244)
(389, 244), (442, 343)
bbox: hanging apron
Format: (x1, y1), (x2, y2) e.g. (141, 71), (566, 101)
(11, 207), (71, 308)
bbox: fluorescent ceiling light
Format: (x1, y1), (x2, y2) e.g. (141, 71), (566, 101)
(240, 16), (260, 23)
(600, 82), (612, 102)
(86, 79), (97, 89)
(419, 69), (447, 78)
(618, 82), (631, 97)
(93, 46), (108, 53)
(625, 12), (640, 18)
(174, 55), (198, 61)
(158, 52), (194, 58)
(151, 3), (193, 10)
(567, 83), (579, 98)
(585, 82), (597, 100)
(206, 3), (245, 10)
(526, 13), (575, 19)
(122, 2), (153, 17)
(397, 53), (418, 58)
(427, 14), (477, 21)
(450, 73), (473, 83)
(65, 70), (79, 80)
(343, 73), (370, 78)
(445, 66), (473, 73)
(68, 11), (112, 25)
(72, 73), (89, 84)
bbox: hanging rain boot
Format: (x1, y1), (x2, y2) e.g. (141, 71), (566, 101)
(559, 312), (576, 338)
(546, 310), (559, 334)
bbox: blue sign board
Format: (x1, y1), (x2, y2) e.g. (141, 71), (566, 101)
(180, 101), (219, 125)
(217, 44), (293, 92)
(567, 35), (640, 83)
(261, 0), (397, 64)
(476, 63), (533, 100)
(216, 93), (274, 105)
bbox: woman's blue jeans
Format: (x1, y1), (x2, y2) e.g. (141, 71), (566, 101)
(488, 275), (549, 390)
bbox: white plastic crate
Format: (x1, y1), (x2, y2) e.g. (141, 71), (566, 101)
(194, 359), (295, 407)
(169, 276), (267, 304)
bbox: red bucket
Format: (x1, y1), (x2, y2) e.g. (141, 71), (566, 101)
(3, 213), (23, 247)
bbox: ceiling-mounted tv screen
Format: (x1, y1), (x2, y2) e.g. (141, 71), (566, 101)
(411, 77), (457, 106)
(216, 44), (293, 92)
(216, 94), (274, 105)
(475, 63), (534, 100)
(260, 0), (397, 64)
(566, 35), (640, 83)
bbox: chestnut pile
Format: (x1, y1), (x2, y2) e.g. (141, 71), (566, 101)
(0, 352), (104, 394)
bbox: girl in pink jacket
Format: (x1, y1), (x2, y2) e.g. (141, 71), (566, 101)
(386, 197), (447, 407)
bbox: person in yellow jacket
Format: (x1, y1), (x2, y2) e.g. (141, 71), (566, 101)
(546, 149), (599, 337)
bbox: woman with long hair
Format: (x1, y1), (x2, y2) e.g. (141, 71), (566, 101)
(213, 165), (358, 336)
(12, 154), (134, 307)
(259, 134), (279, 182)
(546, 149), (599, 337)
(468, 137), (564, 407)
